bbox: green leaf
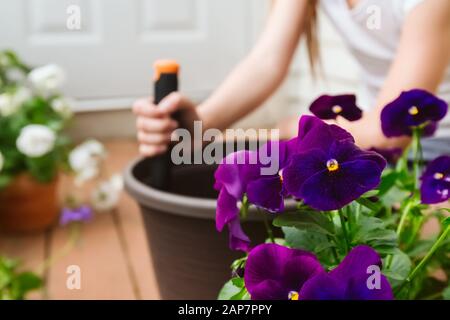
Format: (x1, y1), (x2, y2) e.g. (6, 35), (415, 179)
(0, 256), (42, 300)
(380, 185), (411, 208)
(443, 286), (450, 300)
(356, 198), (382, 213)
(283, 227), (330, 250)
(361, 190), (379, 198)
(443, 217), (450, 228)
(283, 227), (336, 267)
(217, 278), (248, 300)
(377, 170), (398, 196)
(15, 272), (43, 292)
(274, 211), (335, 235)
(384, 250), (412, 289)
(352, 214), (397, 254)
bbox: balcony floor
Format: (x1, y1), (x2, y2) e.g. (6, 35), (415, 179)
(0, 139), (160, 299)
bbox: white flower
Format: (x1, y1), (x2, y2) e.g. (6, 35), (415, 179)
(0, 88), (31, 117)
(28, 64), (65, 94)
(69, 139), (106, 185)
(91, 175), (123, 212)
(51, 97), (73, 118)
(109, 174), (124, 191)
(0, 151), (4, 172)
(16, 124), (56, 158)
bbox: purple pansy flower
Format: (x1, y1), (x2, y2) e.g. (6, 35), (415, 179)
(310, 94), (363, 121)
(369, 147), (403, 164)
(283, 116), (386, 211)
(60, 206), (93, 226)
(244, 243), (324, 300)
(215, 142), (290, 251)
(300, 245), (394, 300)
(381, 89), (448, 137)
(244, 244), (393, 300)
(420, 155), (450, 204)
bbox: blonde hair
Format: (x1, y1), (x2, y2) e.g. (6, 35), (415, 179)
(305, 0), (320, 75)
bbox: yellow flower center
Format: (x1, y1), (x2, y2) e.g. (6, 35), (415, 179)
(434, 172), (444, 180)
(332, 105), (343, 114)
(327, 159), (339, 172)
(288, 291), (299, 300)
(408, 106), (419, 115)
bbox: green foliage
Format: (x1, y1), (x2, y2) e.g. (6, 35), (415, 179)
(218, 278), (250, 300)
(273, 210), (335, 236)
(0, 256), (42, 300)
(0, 50), (71, 189)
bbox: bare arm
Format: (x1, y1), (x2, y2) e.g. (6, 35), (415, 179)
(134, 0), (309, 156)
(340, 0), (450, 149)
(198, 0), (309, 131)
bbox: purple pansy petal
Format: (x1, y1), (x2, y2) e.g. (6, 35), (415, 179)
(330, 246), (393, 300)
(228, 219), (251, 252)
(420, 178), (449, 204)
(422, 155), (450, 176)
(345, 273), (394, 300)
(420, 155), (450, 204)
(299, 160), (382, 211)
(330, 141), (387, 171)
(301, 246), (393, 300)
(310, 94), (363, 122)
(244, 244), (324, 300)
(300, 273), (347, 300)
(296, 116), (355, 153)
(283, 150), (328, 199)
(258, 140), (291, 170)
(369, 147), (403, 164)
(381, 89), (448, 137)
(247, 176), (284, 213)
(422, 121), (438, 137)
(330, 245), (382, 280)
(214, 150), (261, 199)
(216, 188), (239, 231)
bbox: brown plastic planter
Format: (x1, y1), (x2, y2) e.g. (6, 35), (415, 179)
(124, 143), (293, 300)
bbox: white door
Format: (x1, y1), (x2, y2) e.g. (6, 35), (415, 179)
(0, 0), (263, 111)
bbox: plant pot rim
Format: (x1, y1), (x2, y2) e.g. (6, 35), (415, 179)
(124, 157), (297, 221)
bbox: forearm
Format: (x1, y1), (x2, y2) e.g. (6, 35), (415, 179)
(342, 0), (450, 150)
(197, 50), (287, 131)
(197, 0), (309, 131)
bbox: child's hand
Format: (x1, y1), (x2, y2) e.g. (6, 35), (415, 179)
(133, 92), (198, 157)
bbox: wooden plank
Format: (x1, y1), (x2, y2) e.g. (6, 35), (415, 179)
(45, 211), (136, 300)
(104, 139), (160, 299)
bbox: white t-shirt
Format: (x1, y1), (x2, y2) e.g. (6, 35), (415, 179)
(320, 0), (450, 139)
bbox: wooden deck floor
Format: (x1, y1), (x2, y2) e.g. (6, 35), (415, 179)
(0, 139), (160, 300)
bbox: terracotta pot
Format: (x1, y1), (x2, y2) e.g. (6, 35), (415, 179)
(0, 174), (59, 234)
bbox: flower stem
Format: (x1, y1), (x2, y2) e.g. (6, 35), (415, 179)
(411, 128), (422, 190)
(396, 224), (450, 294)
(260, 209), (275, 244)
(338, 209), (350, 254)
(36, 223), (80, 275)
(396, 199), (414, 238)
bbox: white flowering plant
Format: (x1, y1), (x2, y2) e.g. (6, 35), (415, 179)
(0, 50), (73, 188)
